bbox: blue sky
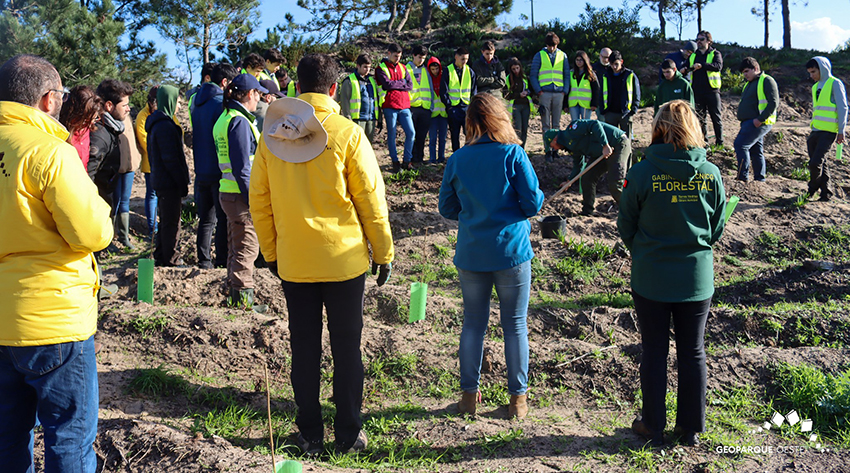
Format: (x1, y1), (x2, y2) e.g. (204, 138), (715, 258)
(146, 0), (850, 75)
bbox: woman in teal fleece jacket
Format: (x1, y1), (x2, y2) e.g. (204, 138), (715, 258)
(439, 93), (544, 419)
(617, 100), (726, 447)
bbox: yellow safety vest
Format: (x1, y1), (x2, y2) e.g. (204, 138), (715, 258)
(213, 106), (260, 194)
(505, 75), (536, 116)
(812, 77), (839, 133)
(689, 51), (722, 89)
(568, 73), (593, 109)
(602, 72), (635, 111)
(447, 63), (473, 106)
(348, 73), (380, 120)
(257, 70), (280, 91)
(240, 67), (261, 79)
(406, 63), (433, 110)
(538, 49), (566, 88)
(286, 81), (297, 97)
(742, 73), (776, 126)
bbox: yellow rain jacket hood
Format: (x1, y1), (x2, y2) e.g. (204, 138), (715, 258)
(249, 92), (394, 282)
(0, 101), (113, 346)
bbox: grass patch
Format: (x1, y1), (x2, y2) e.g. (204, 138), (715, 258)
(790, 167), (810, 181)
(769, 363), (850, 447)
(749, 225), (850, 265)
(124, 311), (169, 338)
(385, 168), (419, 185)
(127, 365), (189, 397)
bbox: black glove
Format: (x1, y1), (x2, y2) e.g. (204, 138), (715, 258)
(371, 261), (392, 286)
(267, 261), (282, 281)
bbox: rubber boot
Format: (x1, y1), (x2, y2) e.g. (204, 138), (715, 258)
(509, 394), (528, 419)
(457, 391), (480, 415)
(116, 212), (134, 249)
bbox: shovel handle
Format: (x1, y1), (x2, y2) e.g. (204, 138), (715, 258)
(545, 154), (609, 204)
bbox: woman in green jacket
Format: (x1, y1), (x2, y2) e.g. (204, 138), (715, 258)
(617, 100), (726, 447)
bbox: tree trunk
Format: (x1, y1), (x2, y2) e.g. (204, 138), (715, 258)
(395, 0), (414, 33)
(782, 0), (791, 49)
(420, 0), (431, 30)
(658, 0), (666, 39)
(763, 0), (769, 48)
(386, 0), (398, 33)
(202, 22), (211, 64)
(697, 0), (703, 33)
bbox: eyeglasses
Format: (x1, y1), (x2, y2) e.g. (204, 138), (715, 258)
(45, 87), (70, 102)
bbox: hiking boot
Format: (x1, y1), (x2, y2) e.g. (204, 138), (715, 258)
(819, 193), (832, 202)
(295, 432), (323, 456)
(508, 394), (528, 419)
(392, 162), (401, 173)
(336, 430), (368, 454)
(403, 161), (413, 170)
(198, 261), (214, 270)
(632, 417), (663, 447)
(673, 425), (700, 446)
(457, 390), (480, 416)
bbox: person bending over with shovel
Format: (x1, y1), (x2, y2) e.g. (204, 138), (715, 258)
(543, 119), (631, 216)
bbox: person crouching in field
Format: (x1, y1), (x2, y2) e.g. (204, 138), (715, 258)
(618, 100), (726, 447)
(439, 93), (544, 419)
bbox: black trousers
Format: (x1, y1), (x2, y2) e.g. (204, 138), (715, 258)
(807, 130), (836, 199)
(410, 106), (432, 163)
(695, 91), (724, 145)
(633, 291), (711, 435)
(195, 179), (229, 267)
(448, 106), (467, 152)
(153, 189), (183, 266)
(281, 273), (366, 448)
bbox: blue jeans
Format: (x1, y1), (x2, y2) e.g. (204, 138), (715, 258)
(734, 120), (772, 181)
(384, 108), (415, 164)
(457, 260), (531, 395)
(429, 116), (448, 163)
(569, 106), (592, 121)
(0, 336), (98, 472)
(144, 173), (158, 235)
(111, 171), (134, 215)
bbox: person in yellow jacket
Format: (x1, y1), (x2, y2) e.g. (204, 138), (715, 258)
(250, 53), (394, 456)
(0, 54), (113, 472)
(806, 56), (848, 201)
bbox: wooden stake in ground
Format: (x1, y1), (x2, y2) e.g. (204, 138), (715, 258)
(264, 362), (275, 472)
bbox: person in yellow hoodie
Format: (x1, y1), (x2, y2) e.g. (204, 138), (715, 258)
(250, 53), (394, 456)
(0, 55), (113, 472)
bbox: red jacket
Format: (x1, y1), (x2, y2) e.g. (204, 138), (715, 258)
(375, 58), (412, 110)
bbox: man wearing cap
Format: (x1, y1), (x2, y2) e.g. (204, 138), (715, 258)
(544, 120), (631, 216)
(659, 42), (696, 83)
(250, 53), (394, 456)
(256, 79), (286, 131)
(214, 73), (268, 310)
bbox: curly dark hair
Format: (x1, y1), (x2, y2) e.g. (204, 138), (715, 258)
(59, 85), (103, 135)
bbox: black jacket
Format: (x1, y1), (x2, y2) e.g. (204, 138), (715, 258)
(470, 55), (506, 97)
(146, 110), (190, 195)
(88, 113), (123, 203)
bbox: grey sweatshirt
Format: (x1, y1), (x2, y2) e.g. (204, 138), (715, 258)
(812, 56), (848, 134)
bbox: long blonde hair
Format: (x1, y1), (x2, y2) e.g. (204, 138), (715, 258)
(652, 100), (705, 149)
(465, 93), (522, 145)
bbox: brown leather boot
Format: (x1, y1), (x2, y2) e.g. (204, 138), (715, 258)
(457, 391), (479, 415)
(508, 394), (528, 419)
